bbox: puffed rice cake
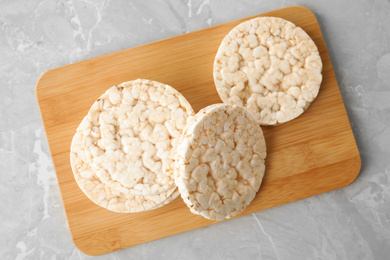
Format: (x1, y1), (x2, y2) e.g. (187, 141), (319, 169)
(80, 79), (195, 197)
(214, 16), (322, 125)
(175, 104), (266, 221)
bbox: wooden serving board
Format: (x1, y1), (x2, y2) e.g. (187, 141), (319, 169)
(36, 6), (361, 256)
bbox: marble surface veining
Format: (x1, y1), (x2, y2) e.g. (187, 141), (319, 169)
(1, 0), (390, 259)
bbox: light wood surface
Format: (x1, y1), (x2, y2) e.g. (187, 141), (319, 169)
(36, 6), (361, 256)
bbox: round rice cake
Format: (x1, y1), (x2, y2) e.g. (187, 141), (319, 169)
(81, 79), (195, 196)
(213, 16), (323, 125)
(175, 104), (266, 221)
(70, 130), (180, 213)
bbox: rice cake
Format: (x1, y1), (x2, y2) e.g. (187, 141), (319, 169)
(213, 17), (322, 125)
(80, 79), (195, 196)
(175, 104), (266, 221)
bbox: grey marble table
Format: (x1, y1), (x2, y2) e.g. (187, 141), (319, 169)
(1, 0), (390, 259)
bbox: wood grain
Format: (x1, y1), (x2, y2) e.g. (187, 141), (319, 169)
(36, 6), (361, 256)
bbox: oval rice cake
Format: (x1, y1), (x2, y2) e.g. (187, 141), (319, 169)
(175, 104), (266, 221)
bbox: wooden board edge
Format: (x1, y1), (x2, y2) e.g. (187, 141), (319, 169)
(36, 70), (80, 245)
(290, 6), (363, 189)
(36, 68), (56, 101)
(344, 153), (362, 186)
(301, 8), (364, 188)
